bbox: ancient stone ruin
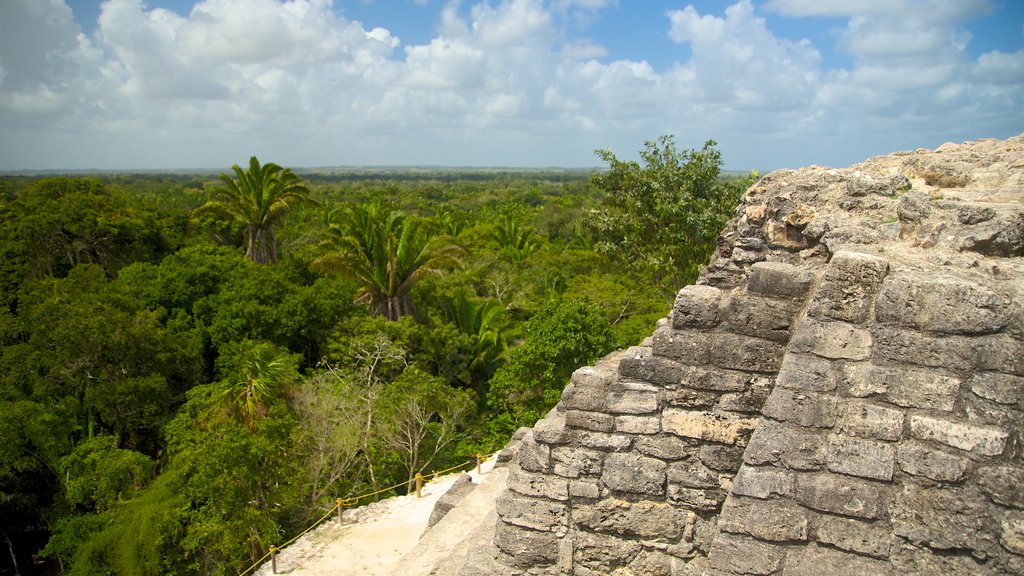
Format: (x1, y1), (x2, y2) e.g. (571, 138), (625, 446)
(456, 135), (1024, 575)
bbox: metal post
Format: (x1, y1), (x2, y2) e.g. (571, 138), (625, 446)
(270, 546), (279, 574)
(415, 473), (424, 498)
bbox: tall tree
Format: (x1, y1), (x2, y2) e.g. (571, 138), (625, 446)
(194, 157), (315, 265)
(313, 203), (463, 320)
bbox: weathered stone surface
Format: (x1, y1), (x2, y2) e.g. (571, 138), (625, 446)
(614, 415), (661, 434)
(976, 332), (1024, 376)
(627, 549), (674, 576)
(825, 434), (896, 481)
(561, 382), (606, 412)
(838, 401), (904, 441)
(578, 431), (632, 451)
(663, 387), (719, 409)
(496, 492), (567, 532)
(652, 326), (713, 365)
(517, 433), (551, 473)
(719, 495), (808, 541)
(746, 261), (816, 299)
(971, 372), (1024, 405)
(662, 409), (758, 445)
(873, 327), (976, 372)
(781, 542), (891, 575)
(796, 472), (886, 519)
(891, 543), (990, 575)
(1002, 512), (1024, 555)
(731, 466), (794, 499)
(843, 363), (961, 411)
(564, 410), (614, 432)
(718, 382), (772, 414)
(551, 446), (603, 478)
(573, 532), (641, 574)
(427, 474), (476, 530)
(807, 251), (890, 324)
(607, 389), (659, 414)
(720, 293), (802, 342)
(667, 485), (727, 512)
(671, 285), (723, 329)
(815, 515), (893, 558)
(909, 414), (1008, 455)
(744, 418), (826, 470)
(618, 351), (688, 386)
(532, 411), (574, 445)
(892, 483), (1001, 558)
(896, 442), (969, 482)
(574, 498), (688, 540)
(678, 365), (751, 392)
(601, 452), (666, 496)
(508, 465), (569, 501)
(699, 444), (746, 472)
(710, 332), (785, 373)
(667, 461), (719, 489)
(776, 353), (837, 392)
(493, 521), (559, 568)
(790, 318), (873, 360)
(634, 434), (694, 460)
(977, 465), (1024, 508)
(897, 189), (932, 222)
(875, 274), (1009, 335)
(762, 387), (838, 428)
(706, 532), (785, 575)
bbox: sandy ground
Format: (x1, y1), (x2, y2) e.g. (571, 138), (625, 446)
(252, 457), (499, 576)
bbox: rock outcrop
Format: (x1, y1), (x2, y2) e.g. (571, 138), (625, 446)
(456, 135), (1024, 575)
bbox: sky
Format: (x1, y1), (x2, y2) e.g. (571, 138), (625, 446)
(0, 0), (1022, 172)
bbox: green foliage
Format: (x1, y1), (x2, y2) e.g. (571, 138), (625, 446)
(587, 136), (743, 292)
(59, 435), (155, 513)
(488, 299), (616, 434)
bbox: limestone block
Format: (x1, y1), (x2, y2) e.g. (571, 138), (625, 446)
(551, 446), (603, 478)
(532, 411), (574, 445)
(627, 549), (674, 576)
(667, 484), (727, 512)
(573, 498), (688, 540)
(814, 515), (893, 559)
(746, 261), (816, 299)
(720, 293), (802, 342)
(891, 543), (996, 575)
(678, 365), (751, 392)
(763, 387), (839, 429)
(875, 274), (1009, 335)
(569, 479), (601, 499)
(796, 472), (886, 519)
(561, 381), (606, 412)
(781, 542), (891, 576)
(508, 465), (569, 501)
(706, 532), (785, 575)
(977, 465), (1024, 508)
(667, 461), (719, 489)
(807, 251), (890, 324)
(664, 387), (719, 409)
(634, 435), (695, 460)
(718, 381), (772, 414)
(731, 466), (795, 499)
(743, 418), (826, 470)
(790, 318), (873, 360)
(891, 483), (1001, 559)
(662, 408), (759, 445)
(873, 327), (976, 372)
(493, 521), (560, 568)
(517, 433), (551, 473)
(619, 351), (687, 386)
(653, 326), (713, 365)
(976, 333), (1024, 376)
(971, 372), (1024, 405)
(614, 415), (661, 434)
(825, 434), (896, 481)
(601, 452), (666, 496)
(607, 389), (659, 414)
(671, 285), (723, 329)
(578, 431), (632, 451)
(776, 353), (837, 392)
(909, 414), (1008, 455)
(1001, 512), (1024, 555)
(571, 361), (618, 390)
(842, 363), (961, 411)
(710, 332), (785, 373)
(573, 531), (642, 574)
(699, 444), (746, 472)
(896, 442), (969, 482)
(718, 495), (808, 541)
(838, 401), (905, 441)
(496, 492), (567, 532)
(564, 410), (614, 433)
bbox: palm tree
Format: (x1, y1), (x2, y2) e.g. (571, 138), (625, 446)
(220, 341), (297, 431)
(313, 203), (463, 320)
(194, 156), (315, 264)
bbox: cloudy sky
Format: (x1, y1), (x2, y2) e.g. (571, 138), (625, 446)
(1, 0), (1022, 171)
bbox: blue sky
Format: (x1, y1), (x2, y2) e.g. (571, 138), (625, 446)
(2, 0), (1023, 171)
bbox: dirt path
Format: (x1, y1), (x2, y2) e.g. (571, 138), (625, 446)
(252, 457), (500, 576)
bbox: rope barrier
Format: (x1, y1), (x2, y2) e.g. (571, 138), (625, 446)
(236, 450), (501, 576)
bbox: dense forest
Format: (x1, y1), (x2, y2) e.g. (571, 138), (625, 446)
(0, 137), (754, 576)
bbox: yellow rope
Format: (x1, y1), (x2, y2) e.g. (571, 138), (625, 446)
(236, 450), (502, 575)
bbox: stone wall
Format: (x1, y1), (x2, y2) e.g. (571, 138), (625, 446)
(464, 135), (1024, 575)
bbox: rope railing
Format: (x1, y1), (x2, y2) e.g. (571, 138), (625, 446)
(237, 451), (501, 576)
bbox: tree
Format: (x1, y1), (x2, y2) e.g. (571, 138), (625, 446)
(586, 136), (745, 291)
(313, 202), (463, 320)
(194, 156), (315, 265)
(215, 341), (299, 432)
